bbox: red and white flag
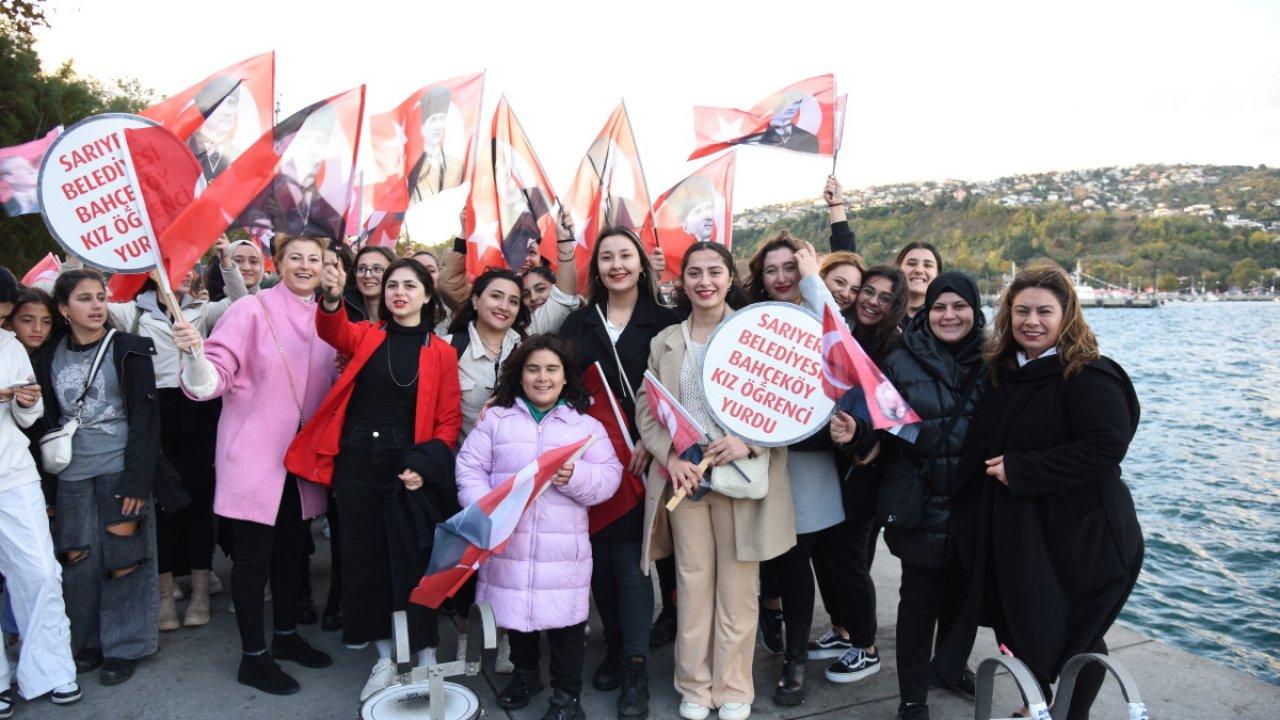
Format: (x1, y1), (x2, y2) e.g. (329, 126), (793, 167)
(0, 126), (61, 217)
(644, 151), (736, 283)
(560, 103), (653, 283)
(21, 253), (61, 289)
(642, 370), (708, 456)
(463, 96), (558, 279)
(820, 302), (921, 440)
(411, 436), (595, 609)
(834, 94), (848, 152)
(153, 87), (365, 290)
(583, 362), (644, 534)
(690, 74), (837, 160)
(235, 87), (365, 244)
(141, 52), (274, 181)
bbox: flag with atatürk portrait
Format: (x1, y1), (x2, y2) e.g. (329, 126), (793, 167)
(462, 96), (558, 279)
(234, 87), (365, 243)
(689, 74), (837, 160)
(141, 52), (274, 181)
(643, 150), (736, 282)
(0, 126), (61, 217)
(820, 301), (921, 441)
(560, 102), (653, 284)
(151, 87), (364, 290)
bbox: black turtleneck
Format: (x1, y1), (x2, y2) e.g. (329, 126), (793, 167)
(344, 319), (428, 430)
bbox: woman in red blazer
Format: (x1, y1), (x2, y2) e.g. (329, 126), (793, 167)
(286, 257), (462, 703)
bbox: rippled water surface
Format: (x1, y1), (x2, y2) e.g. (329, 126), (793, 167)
(1085, 302), (1280, 686)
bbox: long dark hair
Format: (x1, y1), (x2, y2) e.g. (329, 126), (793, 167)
(520, 265), (555, 287)
(745, 231), (801, 302)
(347, 246), (396, 293)
(377, 258), (445, 328)
(672, 241), (747, 316)
(853, 265), (908, 359)
(446, 268), (531, 337)
(585, 226), (660, 306)
(11, 287), (64, 348)
(491, 334), (590, 413)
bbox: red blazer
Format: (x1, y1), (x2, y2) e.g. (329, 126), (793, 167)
(285, 305), (463, 487)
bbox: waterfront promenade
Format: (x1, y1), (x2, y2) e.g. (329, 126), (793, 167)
(24, 530), (1279, 720)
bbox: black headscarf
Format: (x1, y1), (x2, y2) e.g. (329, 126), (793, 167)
(911, 271), (986, 362)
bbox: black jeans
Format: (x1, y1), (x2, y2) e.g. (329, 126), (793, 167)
(156, 389), (216, 574)
(767, 531), (820, 659)
(591, 538), (652, 658)
(896, 562), (964, 704)
(813, 513), (878, 648)
(509, 622), (587, 697)
(228, 477), (309, 654)
(334, 425), (436, 651)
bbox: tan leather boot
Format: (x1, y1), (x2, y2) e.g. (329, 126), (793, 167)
(158, 573), (180, 631)
(183, 569), (211, 627)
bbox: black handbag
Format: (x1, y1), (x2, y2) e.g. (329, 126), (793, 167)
(152, 453), (192, 515)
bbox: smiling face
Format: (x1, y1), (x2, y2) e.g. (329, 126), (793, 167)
(232, 244), (263, 287)
(681, 247), (732, 312)
(10, 301), (54, 352)
(277, 238), (325, 296)
(354, 249), (389, 299)
(521, 272), (551, 312)
(1011, 287), (1063, 360)
(928, 291), (975, 343)
(761, 247), (799, 303)
(383, 267), (427, 325)
(900, 248), (939, 300)
(596, 233), (643, 296)
(855, 275), (896, 328)
(823, 263), (863, 311)
(473, 278), (522, 333)
(60, 279), (108, 333)
(521, 348), (566, 411)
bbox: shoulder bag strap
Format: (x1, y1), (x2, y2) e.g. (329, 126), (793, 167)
(72, 329), (117, 419)
(254, 295), (305, 425)
(594, 303), (636, 402)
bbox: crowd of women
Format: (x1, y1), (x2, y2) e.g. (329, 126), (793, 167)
(0, 176), (1143, 720)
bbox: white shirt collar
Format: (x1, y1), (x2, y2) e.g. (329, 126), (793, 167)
(1016, 346), (1058, 367)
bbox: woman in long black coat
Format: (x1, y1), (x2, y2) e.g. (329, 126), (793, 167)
(935, 262), (1143, 720)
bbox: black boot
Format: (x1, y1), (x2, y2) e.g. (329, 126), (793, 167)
(271, 632), (333, 668)
(617, 655), (650, 720)
(541, 689), (586, 720)
(758, 603), (784, 655)
(238, 653), (299, 696)
(498, 668), (545, 710)
(772, 654), (806, 706)
(592, 645), (624, 691)
(649, 606), (677, 648)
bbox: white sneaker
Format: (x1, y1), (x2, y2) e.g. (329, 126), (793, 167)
(494, 632), (514, 673)
(718, 702), (751, 720)
(209, 571), (224, 595)
(360, 658), (397, 701)
(679, 702), (711, 720)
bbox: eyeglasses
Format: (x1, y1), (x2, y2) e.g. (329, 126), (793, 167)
(859, 285), (895, 306)
(355, 265), (386, 277)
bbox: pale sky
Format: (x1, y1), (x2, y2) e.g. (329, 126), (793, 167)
(32, 0), (1280, 244)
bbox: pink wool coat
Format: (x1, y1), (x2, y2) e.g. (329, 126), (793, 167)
(455, 401), (622, 632)
(183, 284), (336, 525)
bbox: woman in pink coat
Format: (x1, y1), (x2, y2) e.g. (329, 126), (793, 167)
(455, 334), (622, 720)
(174, 234), (338, 697)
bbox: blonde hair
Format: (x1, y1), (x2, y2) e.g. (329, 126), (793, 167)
(819, 251), (868, 279)
(984, 261), (1099, 384)
(271, 233), (328, 266)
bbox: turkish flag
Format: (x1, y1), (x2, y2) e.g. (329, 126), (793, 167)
(644, 151), (736, 283)
(141, 52), (274, 181)
(559, 103), (654, 284)
(642, 370), (708, 457)
(153, 87), (365, 291)
(689, 74), (837, 160)
(834, 94), (849, 152)
(0, 126), (61, 217)
(411, 436), (595, 609)
(107, 125), (205, 301)
(463, 96), (558, 280)
(21, 253), (61, 289)
(583, 363), (645, 534)
(820, 302), (921, 440)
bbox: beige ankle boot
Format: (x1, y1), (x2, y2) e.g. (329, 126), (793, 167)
(158, 573), (180, 631)
(183, 569), (211, 627)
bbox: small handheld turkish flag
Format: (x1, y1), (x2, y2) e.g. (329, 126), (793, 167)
(821, 302), (921, 441)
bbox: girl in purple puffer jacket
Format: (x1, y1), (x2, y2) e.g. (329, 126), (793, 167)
(455, 334), (621, 720)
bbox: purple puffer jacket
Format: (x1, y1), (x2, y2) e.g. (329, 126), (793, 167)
(455, 401), (622, 632)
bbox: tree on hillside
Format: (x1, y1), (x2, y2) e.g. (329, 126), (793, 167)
(1, 18), (152, 273)
(1228, 258), (1263, 290)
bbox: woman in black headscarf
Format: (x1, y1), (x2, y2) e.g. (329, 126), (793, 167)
(831, 271), (986, 720)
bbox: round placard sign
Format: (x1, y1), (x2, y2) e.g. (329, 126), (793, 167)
(700, 301), (835, 446)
